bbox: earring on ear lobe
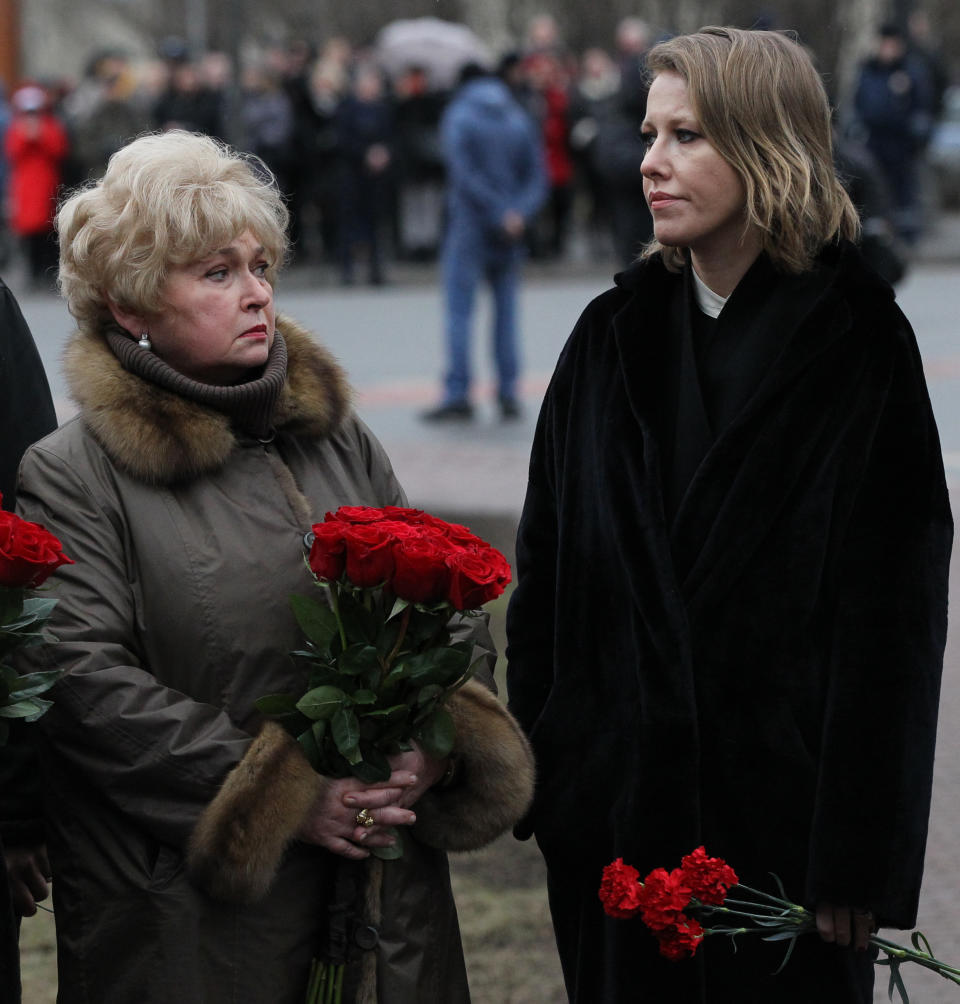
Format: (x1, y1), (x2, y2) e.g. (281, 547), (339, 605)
(137, 331), (152, 351)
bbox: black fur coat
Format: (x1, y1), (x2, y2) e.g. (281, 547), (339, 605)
(506, 243), (953, 1002)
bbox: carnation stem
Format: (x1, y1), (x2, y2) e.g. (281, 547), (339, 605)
(871, 936), (960, 982)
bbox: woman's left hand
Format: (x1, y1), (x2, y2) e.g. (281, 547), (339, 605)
(341, 744), (448, 841)
(816, 902), (876, 950)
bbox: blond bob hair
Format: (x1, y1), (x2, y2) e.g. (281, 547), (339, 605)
(57, 130), (290, 327)
(642, 26), (860, 273)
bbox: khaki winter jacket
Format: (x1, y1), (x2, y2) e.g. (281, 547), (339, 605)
(16, 316), (533, 1004)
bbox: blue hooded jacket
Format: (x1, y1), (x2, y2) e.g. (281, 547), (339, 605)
(441, 76), (547, 244)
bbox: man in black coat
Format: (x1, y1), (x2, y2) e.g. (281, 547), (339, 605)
(0, 275), (58, 1003)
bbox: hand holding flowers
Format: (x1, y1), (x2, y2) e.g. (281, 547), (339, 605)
(600, 847), (960, 1003)
(256, 505), (512, 1004)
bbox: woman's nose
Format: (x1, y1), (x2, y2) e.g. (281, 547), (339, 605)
(242, 273), (271, 309)
(641, 141), (664, 179)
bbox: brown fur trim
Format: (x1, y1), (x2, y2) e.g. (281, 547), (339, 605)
(273, 316), (353, 437)
(412, 680), (535, 852)
(63, 316), (352, 486)
(187, 721), (323, 904)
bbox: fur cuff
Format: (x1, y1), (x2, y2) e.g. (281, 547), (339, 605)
(187, 721), (323, 904)
(413, 680), (535, 851)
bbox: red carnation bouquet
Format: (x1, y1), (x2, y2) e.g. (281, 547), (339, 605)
(257, 504), (510, 814)
(600, 848), (960, 1003)
(0, 495), (73, 743)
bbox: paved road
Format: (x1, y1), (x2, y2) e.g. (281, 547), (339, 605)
(12, 250), (960, 1001)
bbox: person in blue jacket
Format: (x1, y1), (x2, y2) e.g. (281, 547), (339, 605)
(422, 63), (547, 422)
(853, 22), (935, 245)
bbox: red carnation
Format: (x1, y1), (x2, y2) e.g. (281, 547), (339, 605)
(656, 916), (705, 961)
(599, 859), (644, 919)
(635, 867), (693, 932)
(679, 846), (739, 906)
(0, 506), (73, 588)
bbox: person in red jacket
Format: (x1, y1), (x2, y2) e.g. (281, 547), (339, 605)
(4, 85), (69, 288)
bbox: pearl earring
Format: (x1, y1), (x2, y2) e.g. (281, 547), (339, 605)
(138, 331), (152, 351)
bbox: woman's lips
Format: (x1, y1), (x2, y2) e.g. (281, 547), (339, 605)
(648, 192), (681, 210)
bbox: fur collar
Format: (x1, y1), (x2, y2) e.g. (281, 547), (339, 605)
(64, 315), (352, 486)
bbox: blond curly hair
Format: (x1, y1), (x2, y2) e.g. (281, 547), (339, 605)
(56, 130), (289, 327)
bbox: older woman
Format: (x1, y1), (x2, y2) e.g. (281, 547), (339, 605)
(15, 130), (533, 1004)
(506, 27), (952, 1003)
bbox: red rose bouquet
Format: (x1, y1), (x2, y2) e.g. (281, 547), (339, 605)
(600, 847), (960, 1003)
(258, 505), (510, 791)
(257, 505), (511, 1003)
(0, 496), (73, 743)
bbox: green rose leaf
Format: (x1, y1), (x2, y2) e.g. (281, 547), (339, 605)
(296, 685), (348, 720)
(336, 590), (379, 644)
(351, 689), (378, 706)
(338, 644), (382, 677)
(332, 707), (361, 762)
(297, 725), (323, 770)
(17, 596), (58, 626)
(289, 594), (339, 654)
(0, 696), (53, 722)
(405, 646), (470, 685)
(8, 669), (62, 701)
(415, 684), (444, 706)
(255, 693), (299, 716)
(416, 706), (456, 760)
(349, 743), (391, 783)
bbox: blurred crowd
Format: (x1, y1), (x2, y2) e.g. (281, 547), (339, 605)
(0, 10), (955, 290)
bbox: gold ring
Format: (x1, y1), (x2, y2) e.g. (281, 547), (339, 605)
(355, 808), (375, 828)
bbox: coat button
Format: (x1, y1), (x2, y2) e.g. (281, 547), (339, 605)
(353, 924), (379, 950)
(302, 531), (315, 549)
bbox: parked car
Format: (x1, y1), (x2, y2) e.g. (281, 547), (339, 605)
(930, 85), (960, 209)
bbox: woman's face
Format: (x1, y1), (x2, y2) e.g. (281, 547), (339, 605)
(112, 230), (276, 385)
(641, 71), (754, 266)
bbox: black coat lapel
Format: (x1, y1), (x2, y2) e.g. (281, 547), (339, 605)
(607, 275), (692, 672)
(669, 253), (856, 620)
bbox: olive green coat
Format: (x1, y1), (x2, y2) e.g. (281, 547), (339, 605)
(16, 317), (534, 1004)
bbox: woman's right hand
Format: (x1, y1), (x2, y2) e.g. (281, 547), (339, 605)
(296, 770), (420, 860)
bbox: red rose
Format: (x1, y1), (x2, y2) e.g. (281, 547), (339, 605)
(445, 547), (511, 609)
(343, 524), (395, 588)
(378, 506), (425, 523)
(326, 506), (385, 524)
(599, 859), (644, 919)
(635, 867), (693, 932)
(679, 846), (739, 906)
(415, 513), (485, 546)
(0, 508), (73, 588)
(308, 521), (348, 581)
(373, 520), (424, 542)
(656, 916), (704, 961)
(390, 532), (456, 604)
